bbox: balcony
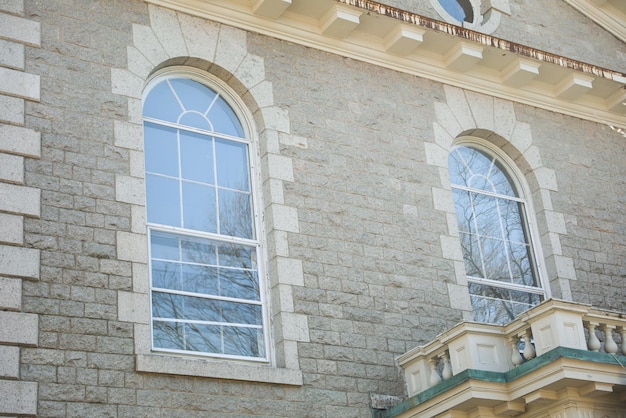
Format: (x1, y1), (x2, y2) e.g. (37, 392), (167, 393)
(379, 299), (626, 418)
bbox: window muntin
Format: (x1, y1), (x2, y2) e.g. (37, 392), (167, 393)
(449, 145), (544, 324)
(143, 75), (267, 360)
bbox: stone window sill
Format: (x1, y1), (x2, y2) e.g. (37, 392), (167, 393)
(136, 354), (303, 386)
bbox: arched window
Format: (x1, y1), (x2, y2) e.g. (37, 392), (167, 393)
(448, 143), (545, 324)
(143, 71), (267, 361)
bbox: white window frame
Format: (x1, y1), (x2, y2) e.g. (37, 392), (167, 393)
(142, 67), (271, 363)
(449, 138), (551, 322)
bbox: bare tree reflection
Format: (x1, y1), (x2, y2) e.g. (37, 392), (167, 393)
(450, 147), (542, 324)
(150, 182), (264, 358)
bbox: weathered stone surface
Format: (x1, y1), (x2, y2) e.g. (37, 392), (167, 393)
(12, 0), (626, 417)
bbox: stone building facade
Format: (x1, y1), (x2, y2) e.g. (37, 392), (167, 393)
(0, 0), (624, 417)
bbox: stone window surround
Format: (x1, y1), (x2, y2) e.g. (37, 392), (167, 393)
(0, 1), (41, 415)
(143, 68), (270, 361)
(111, 4), (309, 385)
(428, 85), (577, 321)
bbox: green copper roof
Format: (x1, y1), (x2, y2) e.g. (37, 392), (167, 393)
(374, 347), (626, 418)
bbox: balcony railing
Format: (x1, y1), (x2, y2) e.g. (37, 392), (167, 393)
(397, 299), (626, 398)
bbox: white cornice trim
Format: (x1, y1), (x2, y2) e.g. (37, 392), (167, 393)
(563, 0), (626, 43)
(145, 0), (626, 129)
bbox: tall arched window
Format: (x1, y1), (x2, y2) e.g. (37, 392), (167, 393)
(142, 70), (267, 361)
(448, 143), (545, 324)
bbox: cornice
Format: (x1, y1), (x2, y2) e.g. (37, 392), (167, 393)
(563, 0), (626, 43)
(145, 0), (626, 129)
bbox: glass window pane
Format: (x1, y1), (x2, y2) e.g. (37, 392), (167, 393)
(450, 147), (517, 197)
(178, 112), (212, 131)
(152, 291), (181, 319)
(182, 181), (217, 233)
(220, 300), (262, 325)
(219, 189), (253, 239)
(144, 122), (179, 177)
(153, 292), (261, 325)
(224, 327), (264, 357)
(217, 241), (256, 270)
(448, 147), (471, 187)
(469, 283), (542, 324)
(500, 200), (526, 243)
(153, 321), (185, 350)
(208, 97), (244, 137)
(151, 232), (179, 260)
(144, 81), (182, 123)
(439, 0), (466, 21)
(184, 323), (221, 353)
(452, 189), (473, 234)
(152, 261), (181, 290)
(489, 164), (515, 196)
(182, 264), (219, 296)
(471, 193), (500, 238)
(459, 232), (484, 278)
(169, 78), (217, 114)
(508, 241), (536, 286)
(146, 174), (180, 227)
(181, 237), (217, 265)
(183, 295), (221, 322)
(461, 147), (493, 191)
(481, 237), (510, 282)
(220, 268), (260, 301)
(215, 139), (249, 191)
(180, 130), (214, 184)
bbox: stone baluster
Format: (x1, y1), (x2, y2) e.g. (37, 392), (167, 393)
(509, 336), (524, 366)
(428, 358), (441, 387)
(620, 327), (626, 356)
(602, 324), (618, 354)
(440, 351), (452, 380)
(523, 329), (535, 360)
(586, 322), (601, 352)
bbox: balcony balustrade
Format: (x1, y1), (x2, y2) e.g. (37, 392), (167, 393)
(387, 299), (626, 418)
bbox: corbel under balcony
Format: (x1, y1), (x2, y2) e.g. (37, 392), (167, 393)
(377, 299), (626, 418)
(145, 0), (626, 129)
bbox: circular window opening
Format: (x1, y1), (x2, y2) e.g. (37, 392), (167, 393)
(438, 0), (474, 23)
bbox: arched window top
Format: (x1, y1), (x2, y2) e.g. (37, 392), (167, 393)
(144, 76), (245, 138)
(448, 146), (516, 197)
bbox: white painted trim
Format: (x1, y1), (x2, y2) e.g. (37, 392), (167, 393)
(563, 0), (626, 43)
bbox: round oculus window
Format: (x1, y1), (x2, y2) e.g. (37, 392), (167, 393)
(438, 0), (475, 23)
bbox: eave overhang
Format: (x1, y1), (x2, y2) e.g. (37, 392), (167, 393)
(146, 0), (626, 129)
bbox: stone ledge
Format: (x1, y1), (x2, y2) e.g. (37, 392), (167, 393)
(136, 353), (303, 386)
